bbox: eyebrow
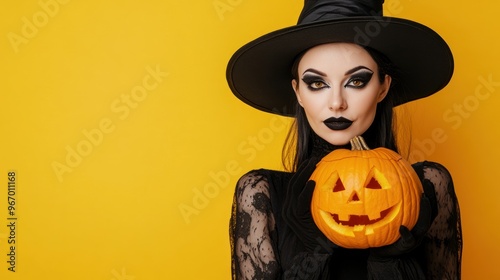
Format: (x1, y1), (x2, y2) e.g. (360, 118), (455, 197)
(302, 66), (373, 77)
(345, 66), (373, 75)
(302, 68), (327, 76)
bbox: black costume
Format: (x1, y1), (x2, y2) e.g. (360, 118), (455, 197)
(230, 137), (462, 279)
(226, 0), (462, 278)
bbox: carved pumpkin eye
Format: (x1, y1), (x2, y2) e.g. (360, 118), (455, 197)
(365, 168), (391, 190)
(365, 177), (381, 189)
(333, 179), (345, 192)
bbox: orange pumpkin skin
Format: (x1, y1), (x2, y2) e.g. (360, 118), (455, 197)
(310, 138), (423, 249)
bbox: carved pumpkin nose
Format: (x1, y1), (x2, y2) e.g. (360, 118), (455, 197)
(349, 191), (360, 202)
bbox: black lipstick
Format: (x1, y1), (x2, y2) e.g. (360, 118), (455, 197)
(324, 117), (353, 130)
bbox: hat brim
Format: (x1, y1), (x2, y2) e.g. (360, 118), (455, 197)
(226, 17), (454, 117)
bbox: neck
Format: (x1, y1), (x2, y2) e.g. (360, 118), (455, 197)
(310, 132), (349, 159)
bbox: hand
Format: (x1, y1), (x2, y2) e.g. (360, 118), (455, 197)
(369, 179), (437, 259)
(366, 180), (436, 280)
(282, 157), (337, 254)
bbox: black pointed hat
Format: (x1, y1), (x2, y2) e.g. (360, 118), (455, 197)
(226, 0), (454, 116)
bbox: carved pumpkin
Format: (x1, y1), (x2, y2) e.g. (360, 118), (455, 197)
(310, 136), (423, 248)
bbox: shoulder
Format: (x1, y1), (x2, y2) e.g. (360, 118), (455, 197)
(236, 169), (292, 192)
(412, 161), (454, 190)
(412, 161), (459, 210)
(234, 169), (292, 207)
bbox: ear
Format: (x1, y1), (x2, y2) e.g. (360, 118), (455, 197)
(292, 79), (304, 107)
(377, 75), (392, 103)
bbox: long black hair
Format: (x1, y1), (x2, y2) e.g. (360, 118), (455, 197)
(282, 46), (407, 172)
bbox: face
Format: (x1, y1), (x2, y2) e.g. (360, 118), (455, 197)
(292, 43), (391, 146)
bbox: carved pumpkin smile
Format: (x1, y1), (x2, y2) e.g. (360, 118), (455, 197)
(310, 136), (423, 248)
(331, 204), (395, 226)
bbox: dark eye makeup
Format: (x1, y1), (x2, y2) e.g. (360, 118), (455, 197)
(302, 74), (330, 91)
(344, 71), (373, 88)
(300, 68), (374, 91)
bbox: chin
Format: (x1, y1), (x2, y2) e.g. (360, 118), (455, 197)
(323, 136), (351, 147)
(317, 126), (368, 147)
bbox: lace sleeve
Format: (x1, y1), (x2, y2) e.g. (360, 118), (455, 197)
(417, 161), (463, 279)
(230, 170), (280, 280)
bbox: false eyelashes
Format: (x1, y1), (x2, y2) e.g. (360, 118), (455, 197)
(301, 70), (374, 91)
(345, 71), (373, 89)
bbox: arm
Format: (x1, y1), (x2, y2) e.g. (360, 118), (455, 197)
(418, 161), (462, 279)
(281, 157), (337, 279)
(367, 161), (463, 280)
(230, 170), (280, 280)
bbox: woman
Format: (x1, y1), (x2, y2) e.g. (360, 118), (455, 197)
(227, 1), (462, 279)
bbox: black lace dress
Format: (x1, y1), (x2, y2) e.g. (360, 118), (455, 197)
(229, 140), (462, 279)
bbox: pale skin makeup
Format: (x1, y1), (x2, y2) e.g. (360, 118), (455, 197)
(292, 43), (392, 146)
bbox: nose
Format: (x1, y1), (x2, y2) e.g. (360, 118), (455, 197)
(348, 190), (361, 203)
(328, 87), (347, 111)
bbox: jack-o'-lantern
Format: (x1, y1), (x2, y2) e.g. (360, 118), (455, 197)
(310, 136), (423, 248)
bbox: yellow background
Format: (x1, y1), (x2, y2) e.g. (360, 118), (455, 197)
(0, 0), (498, 279)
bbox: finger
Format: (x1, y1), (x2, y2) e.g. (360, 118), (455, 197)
(422, 179), (435, 196)
(411, 194), (431, 238)
(398, 226), (416, 250)
(399, 226), (412, 241)
(422, 179), (438, 221)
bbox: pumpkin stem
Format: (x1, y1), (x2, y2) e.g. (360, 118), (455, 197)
(350, 136), (370, 151)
